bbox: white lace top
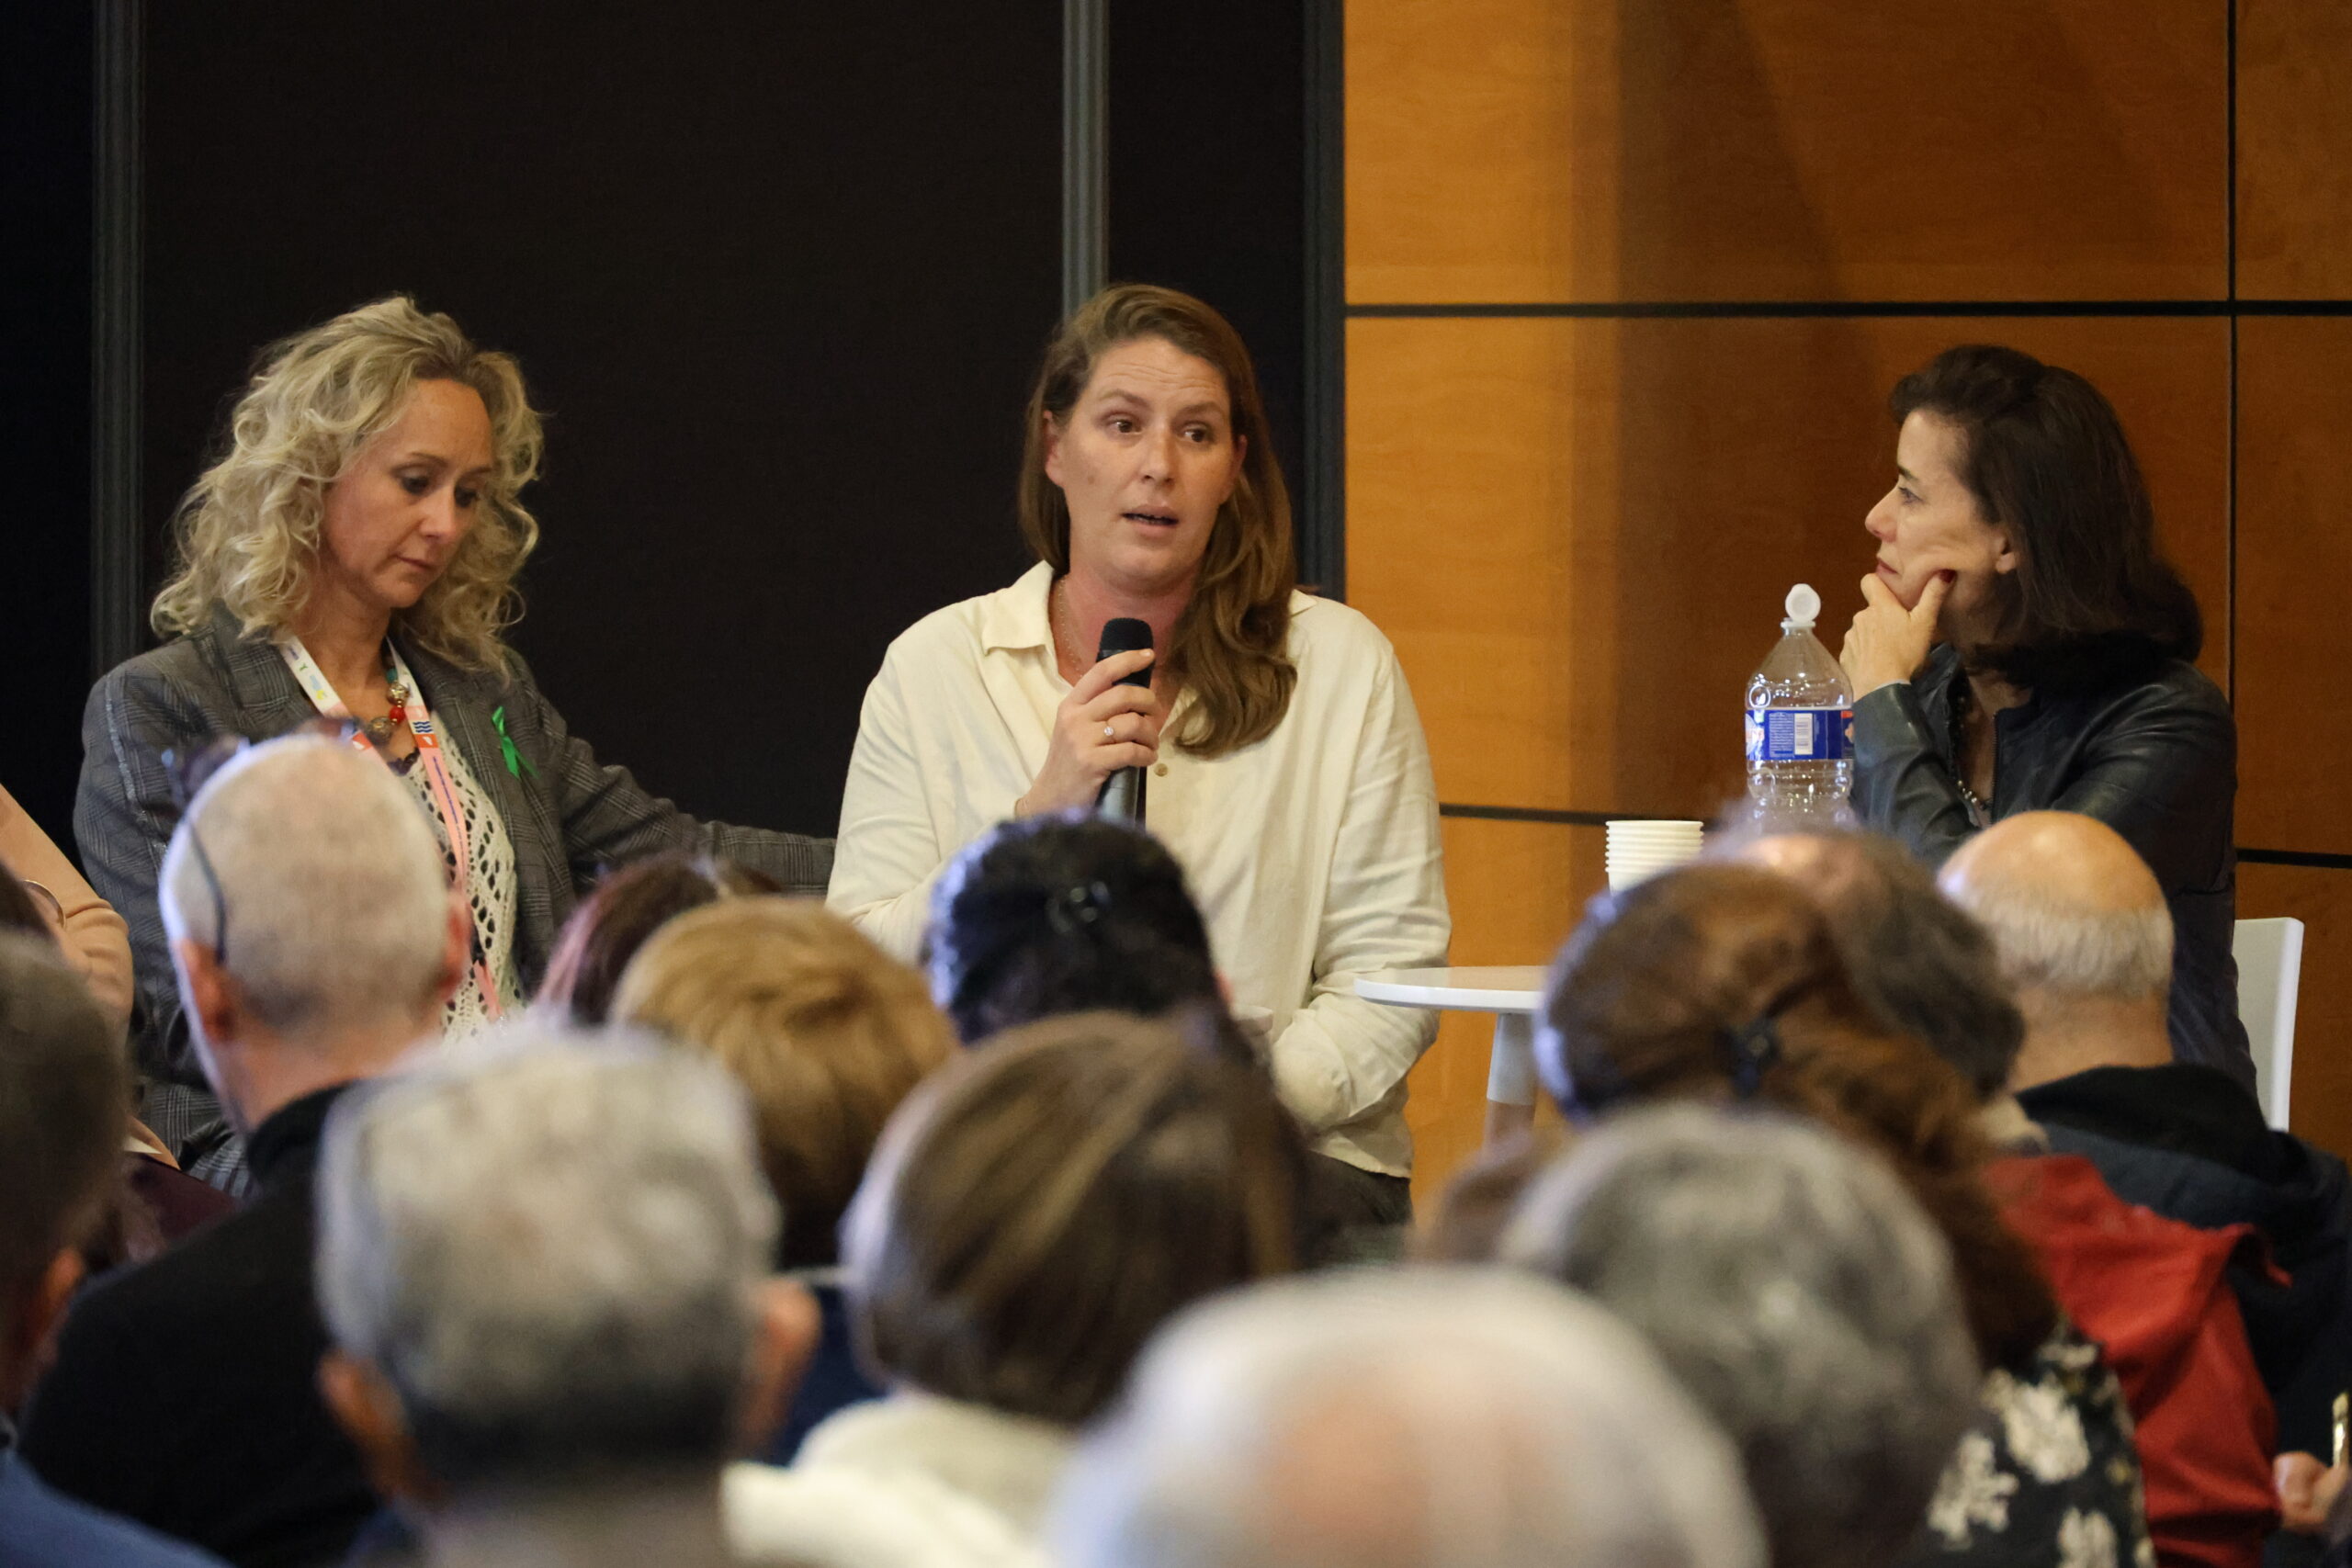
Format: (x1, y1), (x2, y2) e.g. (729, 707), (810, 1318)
(403, 734), (523, 1036)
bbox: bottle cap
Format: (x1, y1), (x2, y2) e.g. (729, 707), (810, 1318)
(1781, 583), (1820, 630)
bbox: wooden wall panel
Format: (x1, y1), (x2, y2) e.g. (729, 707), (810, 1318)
(1347, 0), (2226, 304)
(1349, 315), (2230, 817)
(2237, 317), (2352, 853)
(2237, 0), (2352, 299)
(2238, 863), (2352, 1160)
(1403, 817), (1599, 1207)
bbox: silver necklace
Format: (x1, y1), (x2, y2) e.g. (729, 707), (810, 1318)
(1948, 682), (1993, 826)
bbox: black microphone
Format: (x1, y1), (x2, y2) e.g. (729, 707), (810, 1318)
(1094, 617), (1152, 823)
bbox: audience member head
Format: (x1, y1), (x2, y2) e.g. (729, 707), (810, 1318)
(0, 935), (129, 1410)
(1051, 1268), (1765, 1568)
(1885, 344), (2199, 691)
(1502, 1104), (1980, 1568)
(1739, 829), (2024, 1100)
(1938, 812), (2174, 1089)
(1019, 283), (1297, 757)
(612, 897), (955, 1269)
(843, 1011), (1306, 1427)
(537, 852), (781, 1028)
(160, 735), (462, 1133)
(1542, 863), (2054, 1370)
(925, 813), (1230, 1047)
(315, 1032), (813, 1501)
(152, 295), (543, 670)
(1415, 1134), (1556, 1265)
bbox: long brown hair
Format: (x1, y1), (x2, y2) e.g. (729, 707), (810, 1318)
(1016, 285), (1297, 757)
(1543, 865), (2056, 1371)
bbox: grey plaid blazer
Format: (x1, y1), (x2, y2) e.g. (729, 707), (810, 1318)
(77, 604), (833, 1159)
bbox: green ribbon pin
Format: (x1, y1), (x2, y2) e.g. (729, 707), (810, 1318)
(491, 707), (538, 780)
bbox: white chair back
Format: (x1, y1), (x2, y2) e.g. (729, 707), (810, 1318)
(2234, 917), (2305, 1132)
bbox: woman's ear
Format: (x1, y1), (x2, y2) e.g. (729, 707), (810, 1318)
(1042, 412), (1066, 490)
(1988, 523), (2022, 577)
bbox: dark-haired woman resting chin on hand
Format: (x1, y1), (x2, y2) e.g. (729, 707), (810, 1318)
(1840, 344), (2248, 1089)
(826, 286), (1450, 1223)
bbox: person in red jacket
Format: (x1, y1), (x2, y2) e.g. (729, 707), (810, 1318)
(1745, 828), (2280, 1568)
(1989, 1153), (2280, 1568)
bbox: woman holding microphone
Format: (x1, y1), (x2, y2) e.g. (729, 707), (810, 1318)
(79, 296), (832, 1177)
(828, 284), (1449, 1225)
(1839, 344), (2246, 1088)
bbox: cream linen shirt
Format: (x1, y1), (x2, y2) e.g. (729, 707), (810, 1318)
(828, 562), (1449, 1176)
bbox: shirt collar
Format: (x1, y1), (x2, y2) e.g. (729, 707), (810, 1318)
(246, 1079), (364, 1192)
(976, 562), (1057, 655)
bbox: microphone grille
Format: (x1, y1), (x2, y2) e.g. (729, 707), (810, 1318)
(1095, 616), (1154, 660)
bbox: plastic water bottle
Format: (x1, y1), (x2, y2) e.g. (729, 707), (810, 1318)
(1744, 583), (1854, 829)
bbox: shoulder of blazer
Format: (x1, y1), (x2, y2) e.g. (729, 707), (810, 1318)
(89, 611), (250, 718)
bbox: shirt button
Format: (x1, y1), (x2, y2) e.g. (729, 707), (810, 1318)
(1154, 762), (1170, 776)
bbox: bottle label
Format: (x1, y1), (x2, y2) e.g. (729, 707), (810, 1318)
(1746, 706), (1853, 762)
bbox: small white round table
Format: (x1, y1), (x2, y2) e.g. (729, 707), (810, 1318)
(1356, 966), (1548, 1147)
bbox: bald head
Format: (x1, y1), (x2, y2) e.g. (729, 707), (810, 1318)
(1734, 830), (2021, 1100)
(1942, 812), (2164, 919)
(1939, 813), (2171, 1012)
(1742, 832), (1862, 898)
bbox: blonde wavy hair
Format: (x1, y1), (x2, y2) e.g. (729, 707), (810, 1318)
(1017, 284), (1297, 758)
(151, 296), (545, 670)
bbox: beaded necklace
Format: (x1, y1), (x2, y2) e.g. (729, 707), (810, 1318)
(1947, 679), (1994, 829)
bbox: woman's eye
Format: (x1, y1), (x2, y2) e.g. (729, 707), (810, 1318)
(1183, 426), (1214, 445)
(1898, 486), (1919, 504)
(1107, 417), (1136, 434)
(399, 473), (431, 496)
(455, 488), (481, 509)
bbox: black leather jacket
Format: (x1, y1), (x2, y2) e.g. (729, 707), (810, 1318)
(1853, 644), (2250, 1091)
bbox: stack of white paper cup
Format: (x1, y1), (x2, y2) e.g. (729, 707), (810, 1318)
(1605, 819), (1706, 893)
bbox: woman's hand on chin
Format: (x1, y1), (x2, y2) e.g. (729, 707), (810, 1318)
(1840, 570), (1951, 695)
(1016, 649), (1165, 817)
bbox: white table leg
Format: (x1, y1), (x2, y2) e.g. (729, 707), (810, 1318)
(1485, 1011), (1537, 1148)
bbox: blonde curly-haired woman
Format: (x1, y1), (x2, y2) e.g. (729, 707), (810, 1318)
(77, 296), (831, 1180)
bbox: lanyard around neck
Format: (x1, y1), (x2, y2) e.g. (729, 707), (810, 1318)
(277, 634), (504, 1021)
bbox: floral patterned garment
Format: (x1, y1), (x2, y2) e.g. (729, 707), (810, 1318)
(1898, 1319), (2154, 1568)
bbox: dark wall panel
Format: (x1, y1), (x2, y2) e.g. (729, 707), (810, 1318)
(1, 3), (96, 841)
(1108, 0), (1307, 544)
(141, 1), (1060, 836)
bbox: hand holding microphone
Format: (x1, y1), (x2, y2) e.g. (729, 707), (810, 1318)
(1017, 620), (1163, 818)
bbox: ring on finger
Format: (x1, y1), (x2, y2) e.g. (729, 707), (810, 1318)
(1102, 723), (1117, 740)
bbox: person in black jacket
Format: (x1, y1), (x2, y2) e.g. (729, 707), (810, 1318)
(77, 296), (831, 1183)
(0, 935), (233, 1568)
(23, 736), (465, 1568)
(1838, 344), (2247, 1089)
(1941, 809), (2352, 1474)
